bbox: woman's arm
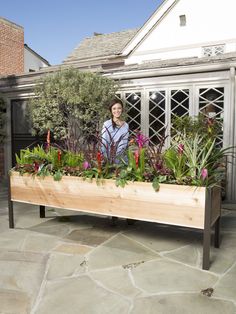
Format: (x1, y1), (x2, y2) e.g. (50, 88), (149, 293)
(101, 121), (111, 155)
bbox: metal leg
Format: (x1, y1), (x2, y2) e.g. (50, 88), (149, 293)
(8, 175), (14, 228)
(203, 226), (211, 270)
(202, 188), (212, 270)
(214, 216), (221, 248)
(8, 199), (14, 228)
(40, 205), (45, 218)
(111, 216), (118, 226)
(126, 218), (136, 225)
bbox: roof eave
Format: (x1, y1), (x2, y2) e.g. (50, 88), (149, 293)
(24, 44), (51, 66)
(121, 0), (178, 57)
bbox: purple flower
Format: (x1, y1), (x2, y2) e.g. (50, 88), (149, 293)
(201, 168), (208, 180)
(136, 132), (149, 148)
(178, 144), (184, 155)
(156, 161), (163, 170)
(82, 161), (90, 170)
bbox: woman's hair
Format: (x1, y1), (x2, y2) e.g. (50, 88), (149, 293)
(109, 99), (124, 129)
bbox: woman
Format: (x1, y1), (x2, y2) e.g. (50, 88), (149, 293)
(102, 99), (129, 225)
(101, 99), (129, 162)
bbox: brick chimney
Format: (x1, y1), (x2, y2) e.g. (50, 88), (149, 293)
(0, 17), (24, 76)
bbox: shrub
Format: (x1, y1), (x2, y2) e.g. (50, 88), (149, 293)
(28, 68), (118, 152)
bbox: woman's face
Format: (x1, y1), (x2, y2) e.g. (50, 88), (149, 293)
(111, 103), (123, 119)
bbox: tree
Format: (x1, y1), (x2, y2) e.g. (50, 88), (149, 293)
(28, 68), (118, 151)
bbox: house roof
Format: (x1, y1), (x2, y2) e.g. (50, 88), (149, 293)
(63, 28), (139, 64)
(121, 0), (176, 56)
(1, 52), (236, 93)
(24, 44), (50, 66)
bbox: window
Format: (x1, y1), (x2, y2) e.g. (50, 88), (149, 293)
(179, 15), (186, 26)
(198, 87), (224, 146)
(149, 91), (166, 145)
(202, 45), (225, 57)
(125, 92), (141, 136)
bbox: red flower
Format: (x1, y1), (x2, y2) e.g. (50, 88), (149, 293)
(134, 150), (139, 168)
(46, 129), (50, 146)
(57, 150), (61, 162)
(97, 151), (102, 173)
(34, 162), (39, 172)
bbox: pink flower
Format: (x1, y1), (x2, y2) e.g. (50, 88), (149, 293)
(136, 132), (149, 149)
(178, 144), (184, 155)
(82, 161), (90, 170)
(201, 168), (208, 180)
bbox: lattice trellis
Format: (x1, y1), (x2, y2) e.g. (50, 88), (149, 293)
(117, 86), (225, 148)
(124, 92), (141, 136)
(148, 91), (166, 145)
(170, 89), (190, 137)
(199, 87), (224, 146)
(203, 45), (225, 57)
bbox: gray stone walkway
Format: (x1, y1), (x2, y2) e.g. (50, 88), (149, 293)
(0, 187), (236, 313)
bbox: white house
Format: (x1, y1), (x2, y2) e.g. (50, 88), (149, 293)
(24, 44), (50, 72)
(123, 0), (236, 64)
(0, 0), (236, 201)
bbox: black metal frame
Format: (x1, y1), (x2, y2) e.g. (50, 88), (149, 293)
(40, 205), (45, 218)
(8, 176), (221, 270)
(8, 176), (14, 229)
(202, 188), (221, 270)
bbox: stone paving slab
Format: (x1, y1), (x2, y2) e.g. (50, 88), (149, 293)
(90, 267), (141, 298)
(214, 262), (236, 303)
(131, 259), (218, 294)
(88, 233), (160, 270)
(0, 198), (235, 313)
(123, 222), (202, 253)
(0, 250), (48, 310)
(0, 289), (30, 314)
(46, 253), (87, 280)
(131, 294), (236, 314)
(34, 276), (130, 314)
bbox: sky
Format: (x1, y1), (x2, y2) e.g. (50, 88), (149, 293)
(1, 0), (163, 65)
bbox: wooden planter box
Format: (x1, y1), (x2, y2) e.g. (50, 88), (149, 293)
(8, 171), (221, 270)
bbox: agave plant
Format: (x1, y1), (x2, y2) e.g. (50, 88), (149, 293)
(164, 132), (235, 187)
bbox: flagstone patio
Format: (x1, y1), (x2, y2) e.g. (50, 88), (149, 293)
(0, 184), (236, 314)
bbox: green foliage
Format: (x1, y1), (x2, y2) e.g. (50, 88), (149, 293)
(171, 114), (222, 142)
(0, 97), (6, 143)
(63, 151), (83, 168)
(28, 68), (118, 151)
(15, 148), (33, 165)
(164, 148), (188, 184)
(13, 117), (234, 190)
(164, 133), (233, 187)
(53, 170), (63, 181)
(116, 148), (150, 187)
